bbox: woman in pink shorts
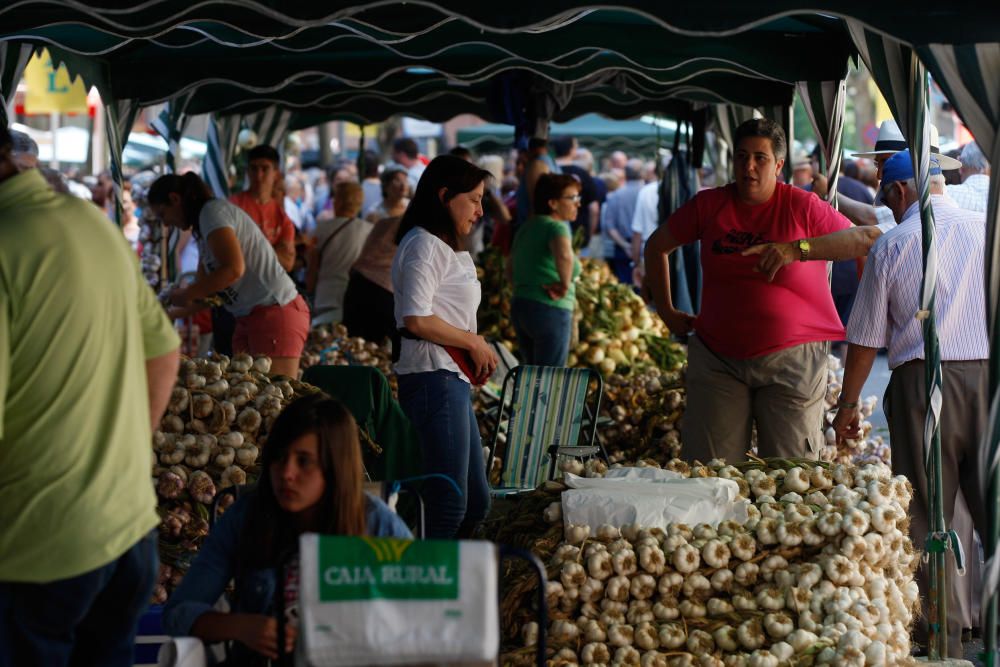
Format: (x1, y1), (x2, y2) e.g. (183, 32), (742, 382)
(148, 173), (310, 377)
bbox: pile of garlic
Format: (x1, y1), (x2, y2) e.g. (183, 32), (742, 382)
(299, 323), (394, 381)
(821, 356), (889, 465)
(506, 460), (918, 667)
(152, 354), (317, 508)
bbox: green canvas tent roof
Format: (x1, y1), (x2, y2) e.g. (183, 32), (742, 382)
(457, 114), (678, 155)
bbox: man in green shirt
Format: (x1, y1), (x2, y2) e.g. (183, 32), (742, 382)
(0, 123), (180, 666)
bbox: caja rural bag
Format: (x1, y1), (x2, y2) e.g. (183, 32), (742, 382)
(298, 534), (499, 666)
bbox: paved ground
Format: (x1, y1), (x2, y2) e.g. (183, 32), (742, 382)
(847, 352), (991, 666)
(965, 636), (986, 665)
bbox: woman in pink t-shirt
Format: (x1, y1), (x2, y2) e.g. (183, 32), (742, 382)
(642, 119), (853, 464)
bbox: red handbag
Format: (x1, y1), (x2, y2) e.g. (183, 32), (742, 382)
(396, 328), (490, 385)
(442, 345), (490, 386)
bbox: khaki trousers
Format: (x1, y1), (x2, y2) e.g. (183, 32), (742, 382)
(681, 335), (829, 464)
(884, 359), (988, 657)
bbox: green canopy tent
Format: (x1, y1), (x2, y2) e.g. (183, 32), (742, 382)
(456, 113), (678, 158)
(7, 7), (1000, 657)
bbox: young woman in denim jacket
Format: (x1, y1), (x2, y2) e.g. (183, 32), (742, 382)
(163, 394), (410, 663)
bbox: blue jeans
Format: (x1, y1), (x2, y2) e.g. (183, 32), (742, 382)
(511, 297), (573, 366)
(397, 370), (490, 539)
(0, 530), (158, 667)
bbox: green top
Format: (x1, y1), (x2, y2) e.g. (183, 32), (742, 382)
(0, 170), (180, 582)
(511, 215), (582, 311)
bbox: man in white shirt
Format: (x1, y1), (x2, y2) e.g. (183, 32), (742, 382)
(947, 141), (990, 213)
(832, 150), (988, 658)
(629, 180), (660, 287)
(392, 137), (425, 190)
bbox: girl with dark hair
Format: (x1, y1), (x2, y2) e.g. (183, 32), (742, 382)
(392, 155), (498, 539)
(162, 394), (410, 663)
(508, 172), (582, 365)
(148, 172), (310, 378)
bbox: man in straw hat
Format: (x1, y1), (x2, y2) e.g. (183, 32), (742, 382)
(745, 117), (984, 647)
(832, 149), (988, 657)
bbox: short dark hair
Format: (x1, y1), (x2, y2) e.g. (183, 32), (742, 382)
(393, 137), (419, 160)
(734, 118), (787, 161)
(550, 135), (576, 159)
(380, 166), (408, 196)
(361, 150), (380, 179)
(449, 145), (472, 160)
(527, 137), (548, 152)
(534, 173), (581, 215)
(395, 155), (491, 250)
(247, 144), (280, 166)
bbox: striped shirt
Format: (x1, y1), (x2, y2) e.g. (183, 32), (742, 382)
(846, 195), (988, 369)
(947, 173), (990, 213)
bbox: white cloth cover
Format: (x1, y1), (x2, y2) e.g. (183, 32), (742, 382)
(562, 474), (750, 530)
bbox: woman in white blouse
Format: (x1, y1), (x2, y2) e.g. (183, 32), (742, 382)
(391, 155), (498, 539)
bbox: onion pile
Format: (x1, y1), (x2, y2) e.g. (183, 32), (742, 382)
(600, 369), (686, 463)
(476, 249), (685, 377)
(151, 353), (324, 602)
(571, 261), (685, 376)
(498, 458), (918, 667)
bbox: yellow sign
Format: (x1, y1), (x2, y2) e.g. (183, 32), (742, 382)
(23, 48), (88, 114)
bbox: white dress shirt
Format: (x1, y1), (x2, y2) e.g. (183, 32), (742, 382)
(947, 173), (990, 213)
(630, 181), (660, 246)
(847, 195), (989, 369)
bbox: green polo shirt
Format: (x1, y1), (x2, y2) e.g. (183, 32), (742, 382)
(0, 169), (179, 582)
(511, 215), (582, 311)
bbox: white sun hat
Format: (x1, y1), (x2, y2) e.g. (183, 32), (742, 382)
(853, 119), (961, 169)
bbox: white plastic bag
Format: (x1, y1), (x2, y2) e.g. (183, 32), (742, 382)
(561, 476), (750, 530)
(298, 534), (499, 666)
(156, 638), (207, 667)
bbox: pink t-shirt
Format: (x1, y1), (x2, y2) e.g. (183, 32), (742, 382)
(668, 183), (851, 359)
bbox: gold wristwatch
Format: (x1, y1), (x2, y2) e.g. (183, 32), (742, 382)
(796, 238), (811, 262)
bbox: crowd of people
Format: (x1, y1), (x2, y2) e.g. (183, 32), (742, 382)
(1, 113), (996, 664)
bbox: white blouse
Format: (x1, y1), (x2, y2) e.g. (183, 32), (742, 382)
(392, 226), (481, 382)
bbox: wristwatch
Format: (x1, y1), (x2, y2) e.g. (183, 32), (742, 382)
(796, 238), (811, 262)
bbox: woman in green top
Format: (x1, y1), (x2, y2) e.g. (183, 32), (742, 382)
(509, 173), (582, 365)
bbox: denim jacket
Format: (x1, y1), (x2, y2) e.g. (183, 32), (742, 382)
(162, 492), (412, 638)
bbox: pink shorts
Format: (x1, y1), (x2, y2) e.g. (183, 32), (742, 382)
(233, 294), (310, 358)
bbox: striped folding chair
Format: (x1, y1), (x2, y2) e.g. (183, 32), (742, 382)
(487, 365), (608, 496)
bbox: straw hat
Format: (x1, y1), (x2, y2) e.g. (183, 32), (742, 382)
(853, 119), (961, 169)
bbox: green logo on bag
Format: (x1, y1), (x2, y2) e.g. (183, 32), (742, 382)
(318, 536), (460, 601)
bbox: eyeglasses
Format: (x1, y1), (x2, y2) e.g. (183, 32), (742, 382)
(561, 194), (582, 203)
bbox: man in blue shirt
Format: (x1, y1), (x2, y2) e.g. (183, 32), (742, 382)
(601, 160), (644, 284)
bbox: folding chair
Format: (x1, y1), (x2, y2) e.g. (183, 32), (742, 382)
(301, 365), (423, 483)
(487, 365), (608, 496)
